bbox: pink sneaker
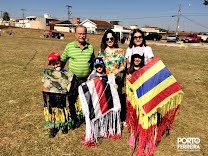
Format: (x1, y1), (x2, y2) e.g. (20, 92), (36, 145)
(128, 135), (135, 147)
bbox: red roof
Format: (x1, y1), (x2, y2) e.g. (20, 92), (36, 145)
(143, 26), (159, 29)
(89, 19), (113, 27)
(50, 20), (68, 25)
(123, 27), (131, 30)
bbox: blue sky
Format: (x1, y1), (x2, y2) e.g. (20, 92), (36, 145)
(1, 0), (208, 32)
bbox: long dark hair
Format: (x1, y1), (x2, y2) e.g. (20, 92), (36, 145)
(100, 29), (119, 52)
(129, 29), (146, 48)
(127, 54), (144, 74)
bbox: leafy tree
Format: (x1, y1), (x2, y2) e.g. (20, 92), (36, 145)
(159, 28), (168, 32)
(204, 0), (208, 5)
(3, 12), (10, 21)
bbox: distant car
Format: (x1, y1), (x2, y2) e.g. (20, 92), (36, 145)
(145, 32), (162, 41)
(197, 32), (208, 42)
(44, 31), (64, 39)
(181, 34), (201, 43)
(167, 35), (179, 42)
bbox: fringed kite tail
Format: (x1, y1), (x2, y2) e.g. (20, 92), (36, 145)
(126, 99), (139, 137)
(136, 125), (157, 156)
(82, 110), (121, 146)
(79, 74), (121, 146)
(126, 58), (184, 155)
(156, 105), (180, 144)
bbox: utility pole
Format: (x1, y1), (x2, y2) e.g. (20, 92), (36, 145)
(0, 11), (3, 25)
(66, 5), (72, 32)
(21, 9), (26, 28)
(0, 11), (3, 19)
(176, 3), (182, 36)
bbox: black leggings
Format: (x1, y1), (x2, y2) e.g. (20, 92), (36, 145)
(68, 76), (87, 122)
(115, 77), (126, 122)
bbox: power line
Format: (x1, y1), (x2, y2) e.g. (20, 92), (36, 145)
(99, 15), (175, 21)
(181, 15), (208, 30)
(87, 14), (208, 21)
(183, 13), (208, 16)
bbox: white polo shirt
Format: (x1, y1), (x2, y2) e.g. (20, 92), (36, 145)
(125, 46), (154, 65)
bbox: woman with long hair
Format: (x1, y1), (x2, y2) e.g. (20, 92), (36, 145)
(98, 29), (126, 124)
(125, 29), (154, 68)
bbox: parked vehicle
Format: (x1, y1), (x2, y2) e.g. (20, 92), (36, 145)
(181, 34), (201, 43)
(145, 32), (162, 41)
(197, 32), (208, 42)
(167, 35), (179, 42)
(44, 30), (64, 39)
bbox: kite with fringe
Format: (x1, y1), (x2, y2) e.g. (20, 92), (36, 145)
(126, 57), (183, 156)
(79, 74), (121, 146)
(42, 68), (83, 131)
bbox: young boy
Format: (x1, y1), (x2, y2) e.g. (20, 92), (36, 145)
(88, 57), (106, 80)
(42, 52), (74, 138)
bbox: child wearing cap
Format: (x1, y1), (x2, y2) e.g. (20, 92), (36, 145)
(88, 57), (118, 90)
(88, 57), (106, 80)
(42, 52), (75, 138)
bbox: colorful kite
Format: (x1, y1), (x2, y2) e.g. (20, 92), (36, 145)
(126, 57), (184, 156)
(79, 74), (121, 145)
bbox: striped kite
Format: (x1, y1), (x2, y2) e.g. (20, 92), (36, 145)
(126, 57), (183, 156)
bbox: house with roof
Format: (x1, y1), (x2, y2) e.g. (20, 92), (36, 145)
(111, 24), (131, 42)
(141, 26), (160, 33)
(13, 13), (58, 29)
(80, 19), (113, 34)
(49, 20), (72, 32)
(49, 18), (80, 32)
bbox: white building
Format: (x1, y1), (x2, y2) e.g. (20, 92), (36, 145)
(14, 13), (57, 30)
(141, 26), (160, 33)
(112, 25), (131, 42)
(80, 19), (113, 34)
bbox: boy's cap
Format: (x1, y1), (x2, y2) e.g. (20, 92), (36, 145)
(94, 57), (104, 66)
(48, 52), (60, 62)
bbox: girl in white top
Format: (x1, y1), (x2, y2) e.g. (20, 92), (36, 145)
(125, 29), (154, 67)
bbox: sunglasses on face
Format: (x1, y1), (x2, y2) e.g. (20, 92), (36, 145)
(95, 64), (103, 68)
(133, 35), (143, 40)
(134, 59), (141, 62)
(106, 37), (114, 42)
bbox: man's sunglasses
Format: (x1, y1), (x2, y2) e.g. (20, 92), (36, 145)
(106, 37), (114, 41)
(133, 35), (143, 39)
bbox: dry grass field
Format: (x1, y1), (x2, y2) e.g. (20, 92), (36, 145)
(0, 28), (207, 156)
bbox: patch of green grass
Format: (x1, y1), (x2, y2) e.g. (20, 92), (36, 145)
(0, 30), (207, 156)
